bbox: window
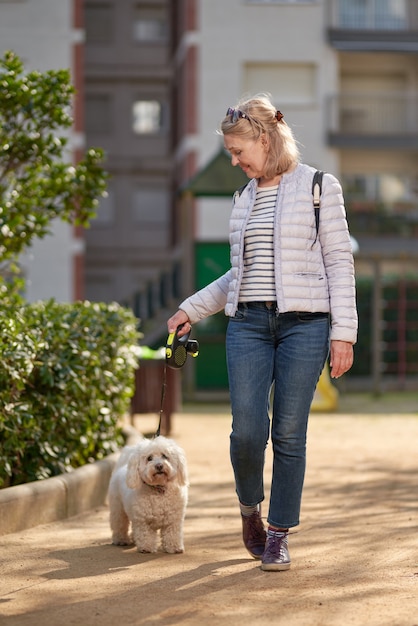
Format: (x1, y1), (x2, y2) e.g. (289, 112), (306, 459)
(84, 3), (114, 44)
(133, 5), (168, 42)
(343, 174), (417, 207)
(338, 0), (407, 30)
(132, 100), (163, 134)
(85, 95), (112, 134)
(244, 62), (316, 106)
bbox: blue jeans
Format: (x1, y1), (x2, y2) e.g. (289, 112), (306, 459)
(226, 302), (330, 529)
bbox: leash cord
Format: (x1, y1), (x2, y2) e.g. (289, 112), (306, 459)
(155, 362), (167, 437)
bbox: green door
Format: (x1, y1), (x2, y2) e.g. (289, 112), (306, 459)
(194, 242), (230, 389)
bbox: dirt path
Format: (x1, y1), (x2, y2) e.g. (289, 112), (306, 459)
(1, 402), (417, 626)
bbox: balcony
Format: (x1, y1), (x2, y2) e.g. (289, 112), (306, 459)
(327, 0), (418, 52)
(326, 92), (418, 149)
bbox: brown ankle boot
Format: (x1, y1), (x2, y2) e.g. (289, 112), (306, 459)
(241, 511), (267, 559)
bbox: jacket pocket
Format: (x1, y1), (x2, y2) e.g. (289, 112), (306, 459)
(294, 272), (324, 280)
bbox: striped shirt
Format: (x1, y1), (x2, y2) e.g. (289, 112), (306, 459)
(239, 185), (278, 302)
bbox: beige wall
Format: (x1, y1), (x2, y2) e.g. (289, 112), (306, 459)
(194, 0), (340, 240)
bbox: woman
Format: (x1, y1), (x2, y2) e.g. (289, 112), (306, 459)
(167, 94), (357, 571)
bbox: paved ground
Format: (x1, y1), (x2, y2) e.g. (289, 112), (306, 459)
(1, 394), (417, 626)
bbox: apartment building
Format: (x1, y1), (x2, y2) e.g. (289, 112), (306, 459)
(0, 0), (85, 302)
(173, 0), (418, 242)
(83, 0), (180, 344)
(172, 0), (418, 391)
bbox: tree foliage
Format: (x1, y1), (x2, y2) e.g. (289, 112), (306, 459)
(0, 52), (141, 488)
(0, 50), (107, 271)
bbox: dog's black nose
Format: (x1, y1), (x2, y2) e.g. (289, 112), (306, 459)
(155, 463), (164, 472)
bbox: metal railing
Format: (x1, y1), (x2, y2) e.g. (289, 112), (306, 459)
(327, 0), (418, 31)
(130, 254), (183, 345)
(354, 255), (418, 393)
(326, 92), (418, 135)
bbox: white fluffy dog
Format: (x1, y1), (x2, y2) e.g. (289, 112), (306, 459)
(108, 436), (188, 554)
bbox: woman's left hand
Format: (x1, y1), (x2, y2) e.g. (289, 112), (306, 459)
(329, 340), (354, 378)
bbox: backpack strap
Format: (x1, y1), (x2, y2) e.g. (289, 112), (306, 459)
(236, 172), (324, 244)
(312, 170), (324, 244)
(236, 182), (249, 197)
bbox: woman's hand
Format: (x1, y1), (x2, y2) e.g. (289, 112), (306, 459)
(167, 310), (191, 337)
(329, 340), (354, 378)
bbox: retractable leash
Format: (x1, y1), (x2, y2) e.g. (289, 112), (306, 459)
(155, 325), (199, 437)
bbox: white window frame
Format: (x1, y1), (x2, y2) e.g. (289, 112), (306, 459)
(132, 100), (164, 134)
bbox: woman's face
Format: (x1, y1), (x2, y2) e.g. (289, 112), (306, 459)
(224, 133), (267, 180)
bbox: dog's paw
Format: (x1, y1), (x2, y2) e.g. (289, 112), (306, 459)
(136, 546), (157, 554)
(112, 537), (133, 546)
(163, 546), (184, 554)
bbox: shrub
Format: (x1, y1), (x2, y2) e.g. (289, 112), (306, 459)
(0, 300), (140, 487)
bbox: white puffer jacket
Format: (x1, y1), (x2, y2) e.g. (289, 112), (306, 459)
(179, 163), (358, 344)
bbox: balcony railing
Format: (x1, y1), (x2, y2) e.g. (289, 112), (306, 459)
(326, 92), (418, 148)
(327, 0), (418, 51)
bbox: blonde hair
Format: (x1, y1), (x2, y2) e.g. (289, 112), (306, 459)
(220, 93), (300, 178)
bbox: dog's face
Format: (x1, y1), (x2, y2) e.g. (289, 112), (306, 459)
(126, 437), (188, 490)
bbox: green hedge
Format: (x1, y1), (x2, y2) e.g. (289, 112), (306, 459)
(0, 300), (140, 487)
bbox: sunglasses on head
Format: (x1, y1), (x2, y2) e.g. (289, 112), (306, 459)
(226, 107), (284, 123)
(226, 107), (251, 123)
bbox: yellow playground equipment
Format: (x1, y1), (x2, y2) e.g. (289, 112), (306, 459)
(311, 363), (339, 412)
